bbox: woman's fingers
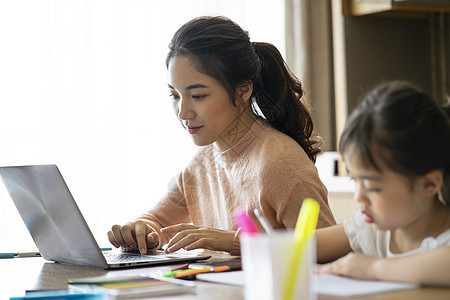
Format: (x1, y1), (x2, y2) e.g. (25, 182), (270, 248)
(162, 226), (235, 253)
(108, 221), (159, 254)
(134, 221), (150, 254)
(147, 232), (160, 249)
(109, 223), (236, 254)
(109, 224), (131, 248)
(120, 223), (138, 248)
(165, 231), (202, 253)
(107, 229), (120, 248)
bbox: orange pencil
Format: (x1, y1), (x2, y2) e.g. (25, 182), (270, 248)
(175, 265), (230, 278)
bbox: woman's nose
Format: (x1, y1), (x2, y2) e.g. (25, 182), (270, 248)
(176, 97), (195, 121)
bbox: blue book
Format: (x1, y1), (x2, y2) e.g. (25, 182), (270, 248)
(10, 290), (103, 299)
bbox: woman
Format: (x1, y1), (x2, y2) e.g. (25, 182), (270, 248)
(108, 16), (335, 256)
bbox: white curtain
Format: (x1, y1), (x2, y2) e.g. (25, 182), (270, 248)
(0, 0), (285, 250)
(285, 0), (335, 151)
(285, 0), (309, 82)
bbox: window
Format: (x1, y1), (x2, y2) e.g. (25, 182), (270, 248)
(0, 0), (285, 250)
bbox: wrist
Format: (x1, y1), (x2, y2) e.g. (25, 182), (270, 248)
(229, 228), (241, 256)
(370, 257), (387, 280)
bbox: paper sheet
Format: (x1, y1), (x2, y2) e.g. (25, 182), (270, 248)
(314, 273), (418, 297)
(196, 271), (419, 297)
(196, 271), (245, 286)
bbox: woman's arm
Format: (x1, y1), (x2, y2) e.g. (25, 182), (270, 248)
(319, 246), (450, 287)
(316, 224), (352, 263)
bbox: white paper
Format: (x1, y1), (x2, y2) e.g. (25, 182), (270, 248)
(196, 271), (419, 297)
(314, 274), (418, 297)
(196, 271), (245, 286)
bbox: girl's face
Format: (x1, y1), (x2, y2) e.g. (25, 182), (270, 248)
(167, 56), (244, 150)
(344, 151), (430, 232)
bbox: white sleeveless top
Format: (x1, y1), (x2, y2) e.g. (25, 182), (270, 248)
(344, 207), (450, 258)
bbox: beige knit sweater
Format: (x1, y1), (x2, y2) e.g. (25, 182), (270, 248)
(138, 118), (336, 255)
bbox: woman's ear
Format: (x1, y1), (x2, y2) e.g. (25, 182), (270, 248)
(420, 170), (443, 197)
(236, 81), (253, 104)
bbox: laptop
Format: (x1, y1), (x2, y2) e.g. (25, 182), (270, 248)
(0, 164), (211, 269)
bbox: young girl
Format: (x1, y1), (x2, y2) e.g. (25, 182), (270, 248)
(317, 81), (450, 286)
(107, 16), (335, 256)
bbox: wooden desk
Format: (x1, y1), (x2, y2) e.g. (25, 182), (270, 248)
(1, 255), (449, 299)
(0, 255), (243, 300)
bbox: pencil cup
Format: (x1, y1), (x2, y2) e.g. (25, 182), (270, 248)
(241, 232), (316, 300)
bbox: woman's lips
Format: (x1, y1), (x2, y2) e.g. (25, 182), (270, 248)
(362, 211), (374, 223)
(187, 126), (202, 134)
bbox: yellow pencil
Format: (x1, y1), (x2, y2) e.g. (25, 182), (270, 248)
(282, 198), (320, 300)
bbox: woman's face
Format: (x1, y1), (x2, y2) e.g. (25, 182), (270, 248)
(167, 56), (244, 150)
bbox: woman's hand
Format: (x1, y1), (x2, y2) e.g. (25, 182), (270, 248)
(107, 220), (159, 255)
(161, 224), (236, 253)
(318, 252), (379, 280)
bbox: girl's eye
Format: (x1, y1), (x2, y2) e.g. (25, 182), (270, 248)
(364, 185), (381, 193)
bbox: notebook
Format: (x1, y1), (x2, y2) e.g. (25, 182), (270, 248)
(0, 164), (211, 269)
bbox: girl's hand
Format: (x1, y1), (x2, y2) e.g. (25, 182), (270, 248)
(318, 252), (380, 280)
(161, 224), (236, 253)
(107, 220), (159, 255)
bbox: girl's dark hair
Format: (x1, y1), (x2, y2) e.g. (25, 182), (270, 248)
(166, 16), (321, 162)
(339, 81), (450, 205)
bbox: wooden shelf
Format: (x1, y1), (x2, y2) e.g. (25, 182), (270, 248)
(331, 0), (449, 160)
(343, 0), (450, 16)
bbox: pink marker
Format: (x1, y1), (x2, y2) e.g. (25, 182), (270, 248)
(233, 207), (259, 235)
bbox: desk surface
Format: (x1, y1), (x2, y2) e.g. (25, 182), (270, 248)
(1, 254), (449, 300)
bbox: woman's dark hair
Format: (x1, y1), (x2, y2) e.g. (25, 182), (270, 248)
(166, 16), (321, 162)
(339, 81), (450, 205)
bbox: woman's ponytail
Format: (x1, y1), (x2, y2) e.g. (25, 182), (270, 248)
(440, 101), (450, 205)
(252, 42), (321, 162)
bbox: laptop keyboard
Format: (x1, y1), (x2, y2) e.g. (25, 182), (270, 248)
(103, 252), (168, 263)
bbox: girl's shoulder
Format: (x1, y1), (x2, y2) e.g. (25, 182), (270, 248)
(425, 227), (450, 247)
(394, 227), (450, 257)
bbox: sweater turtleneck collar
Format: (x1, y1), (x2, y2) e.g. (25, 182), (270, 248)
(213, 118), (266, 162)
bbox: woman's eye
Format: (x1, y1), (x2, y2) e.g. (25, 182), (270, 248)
(169, 93), (180, 100)
(192, 95), (206, 100)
